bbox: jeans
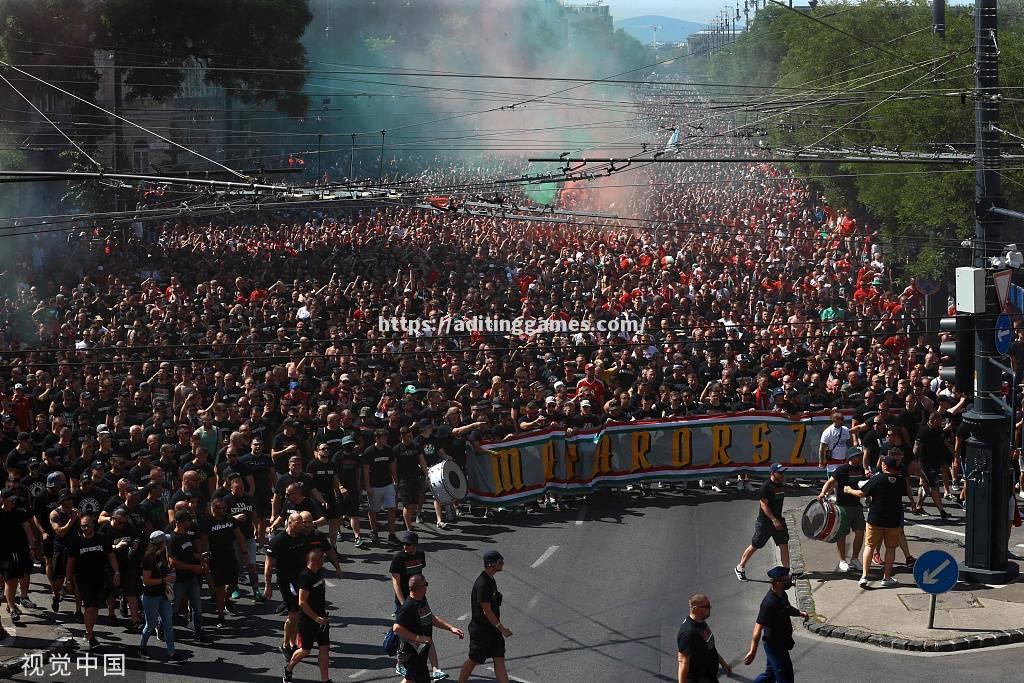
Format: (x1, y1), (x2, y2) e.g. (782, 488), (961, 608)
(753, 642), (794, 683)
(140, 594), (175, 652)
(172, 576), (203, 637)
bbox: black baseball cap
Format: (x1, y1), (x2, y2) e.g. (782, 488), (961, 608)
(483, 550), (504, 567)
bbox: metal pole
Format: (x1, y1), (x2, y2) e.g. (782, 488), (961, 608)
(112, 52), (122, 212)
(317, 133), (322, 183)
(379, 129), (386, 183)
(927, 594), (937, 629)
(349, 133), (355, 180)
(960, 0), (1018, 584)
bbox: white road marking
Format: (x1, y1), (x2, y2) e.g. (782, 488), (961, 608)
(486, 665), (537, 683)
(526, 594), (540, 611)
(575, 506), (587, 526)
(531, 545), (559, 568)
(347, 669), (367, 678)
(457, 612), (471, 621)
(911, 523), (966, 537)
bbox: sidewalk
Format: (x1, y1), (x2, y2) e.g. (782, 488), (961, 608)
(0, 588), (78, 678)
(787, 506), (1024, 651)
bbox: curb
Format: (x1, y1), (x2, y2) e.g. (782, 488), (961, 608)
(0, 625), (79, 678)
(785, 510), (1024, 652)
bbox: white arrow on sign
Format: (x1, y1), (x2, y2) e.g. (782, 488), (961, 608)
(999, 327), (1012, 344)
(922, 559), (951, 585)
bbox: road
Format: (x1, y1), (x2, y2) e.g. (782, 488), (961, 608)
(8, 485), (1024, 682)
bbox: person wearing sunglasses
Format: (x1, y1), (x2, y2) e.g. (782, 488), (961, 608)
(677, 593), (732, 682)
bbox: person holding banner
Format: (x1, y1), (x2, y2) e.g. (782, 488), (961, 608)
(735, 464), (789, 582)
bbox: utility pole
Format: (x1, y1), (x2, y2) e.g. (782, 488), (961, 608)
(349, 133), (356, 180)
(112, 52), (123, 212)
(959, 0), (1019, 584)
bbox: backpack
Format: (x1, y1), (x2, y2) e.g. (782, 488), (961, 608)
(382, 629), (400, 657)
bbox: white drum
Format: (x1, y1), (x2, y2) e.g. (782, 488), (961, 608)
(428, 460), (467, 504)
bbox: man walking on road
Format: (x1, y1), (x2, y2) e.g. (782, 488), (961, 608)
(458, 550), (512, 683)
(677, 593), (732, 683)
(283, 548), (332, 683)
(393, 574), (464, 683)
(816, 448), (866, 572)
(743, 567), (808, 683)
(735, 463), (789, 580)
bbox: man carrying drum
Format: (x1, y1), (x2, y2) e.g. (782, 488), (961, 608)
(815, 448), (866, 573)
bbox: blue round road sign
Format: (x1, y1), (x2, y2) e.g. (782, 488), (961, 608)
(996, 313), (1012, 356)
(913, 549), (959, 595)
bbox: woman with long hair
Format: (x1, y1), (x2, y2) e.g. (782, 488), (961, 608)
(139, 531), (181, 661)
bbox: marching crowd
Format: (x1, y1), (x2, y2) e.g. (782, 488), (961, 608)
(0, 87), (1010, 683)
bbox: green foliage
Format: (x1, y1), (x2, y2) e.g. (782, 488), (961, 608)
(690, 0), (1024, 281)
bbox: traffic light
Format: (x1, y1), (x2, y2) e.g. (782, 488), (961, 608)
(939, 314), (975, 394)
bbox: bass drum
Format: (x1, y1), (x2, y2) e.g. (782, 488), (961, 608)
(800, 498), (850, 543)
(428, 460), (468, 504)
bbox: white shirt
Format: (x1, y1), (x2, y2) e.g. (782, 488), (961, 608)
(820, 425), (850, 460)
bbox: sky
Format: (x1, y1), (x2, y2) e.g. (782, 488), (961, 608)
(603, 0), (975, 23)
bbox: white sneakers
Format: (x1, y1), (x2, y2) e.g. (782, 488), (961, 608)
(838, 560), (851, 573)
(880, 577), (900, 588)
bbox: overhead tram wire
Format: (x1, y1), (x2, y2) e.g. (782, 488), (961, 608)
(0, 58), (250, 181)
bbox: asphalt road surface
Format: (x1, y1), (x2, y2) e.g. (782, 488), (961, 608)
(9, 485), (1024, 682)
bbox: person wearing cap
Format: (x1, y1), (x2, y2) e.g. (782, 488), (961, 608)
(333, 434), (367, 547)
(844, 452), (912, 588)
(816, 449), (866, 573)
(284, 547), (333, 683)
(394, 573), (464, 683)
(734, 463), (790, 582)
(48, 488), (81, 615)
(388, 530), (447, 679)
(742, 566), (808, 682)
(677, 592), (732, 683)
(139, 530), (181, 660)
(458, 550), (512, 683)
(67, 514), (120, 650)
(168, 508), (211, 643)
(0, 488), (36, 624)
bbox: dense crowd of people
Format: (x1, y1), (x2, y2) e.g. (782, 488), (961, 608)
(0, 88), (1005, 682)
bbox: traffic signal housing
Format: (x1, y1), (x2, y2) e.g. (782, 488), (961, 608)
(939, 314), (975, 394)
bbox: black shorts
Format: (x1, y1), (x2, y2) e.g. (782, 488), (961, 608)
(117, 566), (140, 596)
(842, 504), (866, 533)
(399, 651), (431, 682)
(210, 552), (238, 587)
(339, 491), (360, 517)
(321, 496), (341, 519)
(0, 551), (32, 580)
(399, 478), (424, 505)
(751, 519), (789, 550)
(42, 537), (54, 559)
(468, 627), (506, 664)
(278, 576), (299, 613)
(53, 549), (69, 580)
(78, 578), (110, 609)
(297, 618), (330, 649)
(922, 465), (943, 488)
(254, 496), (272, 519)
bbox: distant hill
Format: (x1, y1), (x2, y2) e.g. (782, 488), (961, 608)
(614, 15), (706, 45)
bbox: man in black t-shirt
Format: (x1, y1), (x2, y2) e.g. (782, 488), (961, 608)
(264, 513), (308, 656)
(306, 443), (342, 546)
(67, 514), (119, 650)
(735, 463), (789, 581)
(742, 567), (807, 682)
(168, 509), (210, 643)
(395, 427), (429, 532)
(816, 449), (867, 573)
(333, 435), (366, 547)
(458, 550), (512, 683)
(200, 498), (247, 627)
(283, 548), (331, 683)
(224, 476), (261, 600)
(677, 592), (731, 683)
(913, 412), (951, 519)
(362, 429), (399, 546)
(844, 454), (911, 588)
(395, 574), (463, 683)
(238, 436), (274, 539)
(0, 488), (36, 623)
(389, 531), (426, 615)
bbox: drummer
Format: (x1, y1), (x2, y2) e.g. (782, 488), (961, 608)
(815, 448), (866, 573)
